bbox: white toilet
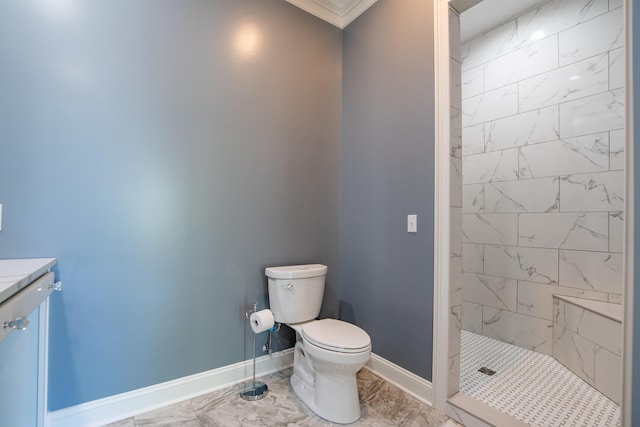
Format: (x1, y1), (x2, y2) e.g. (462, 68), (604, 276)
(265, 264), (371, 424)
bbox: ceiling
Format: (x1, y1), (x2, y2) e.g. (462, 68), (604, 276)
(459, 0), (549, 43)
(286, 0), (378, 29)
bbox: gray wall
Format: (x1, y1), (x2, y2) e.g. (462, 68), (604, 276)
(632, 1), (639, 423)
(340, 0), (435, 380)
(0, 1), (342, 410)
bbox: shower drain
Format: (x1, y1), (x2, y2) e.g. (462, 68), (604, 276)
(478, 367), (496, 376)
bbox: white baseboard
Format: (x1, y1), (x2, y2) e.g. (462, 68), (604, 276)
(364, 353), (433, 406)
(47, 349), (294, 427)
(47, 350), (433, 427)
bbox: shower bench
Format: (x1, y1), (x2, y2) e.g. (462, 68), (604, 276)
(552, 295), (622, 405)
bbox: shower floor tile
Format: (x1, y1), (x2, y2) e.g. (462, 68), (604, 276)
(460, 330), (621, 426)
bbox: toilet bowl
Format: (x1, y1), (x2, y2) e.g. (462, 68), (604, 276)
(289, 319), (371, 424)
(265, 265), (372, 424)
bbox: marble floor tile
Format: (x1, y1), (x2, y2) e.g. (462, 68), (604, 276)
(104, 368), (460, 427)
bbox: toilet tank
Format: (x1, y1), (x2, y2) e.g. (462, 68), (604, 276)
(265, 264), (327, 324)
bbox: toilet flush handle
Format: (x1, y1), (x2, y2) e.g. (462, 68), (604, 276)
(286, 282), (293, 290)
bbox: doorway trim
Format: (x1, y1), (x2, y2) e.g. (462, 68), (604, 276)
(432, 0), (451, 412)
(432, 1), (635, 425)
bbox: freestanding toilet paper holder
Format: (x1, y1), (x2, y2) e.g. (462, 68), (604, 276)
(240, 301), (269, 401)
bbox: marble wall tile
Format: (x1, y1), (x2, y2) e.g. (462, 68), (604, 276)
(451, 156), (463, 208)
(517, 0), (609, 47)
(451, 255), (463, 306)
(559, 171), (624, 212)
(462, 243), (484, 274)
(463, 214), (518, 245)
(462, 301), (483, 334)
(519, 133), (609, 179)
(451, 207), (463, 257)
(485, 178), (559, 213)
(462, 65), (484, 99)
(462, 123), (485, 156)
(519, 54), (609, 112)
(462, 84), (518, 127)
(463, 273), (518, 311)
(485, 106), (559, 152)
(461, 20), (518, 71)
(483, 307), (553, 354)
(449, 8), (461, 62)
(450, 305), (462, 357)
(595, 345), (622, 404)
(519, 212), (609, 251)
(559, 249), (623, 293)
(609, 293), (623, 304)
(559, 89), (624, 138)
(463, 149), (519, 184)
(484, 244), (558, 284)
(451, 108), (463, 159)
(463, 184), (484, 213)
(609, 128), (625, 170)
(484, 36), (558, 92)
(561, 301), (621, 355)
(451, 58), (462, 110)
(609, 47), (625, 90)
(609, 0), (622, 9)
(559, 8), (623, 66)
(519, 280), (608, 320)
(552, 324), (596, 385)
(448, 353), (461, 397)
(609, 211), (623, 253)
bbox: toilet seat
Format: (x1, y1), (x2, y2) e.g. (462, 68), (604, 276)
(301, 319), (371, 353)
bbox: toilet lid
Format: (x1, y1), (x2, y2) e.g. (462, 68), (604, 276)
(301, 319), (371, 353)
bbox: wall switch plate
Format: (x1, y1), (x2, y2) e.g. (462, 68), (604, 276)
(407, 214), (417, 233)
(0, 204), (3, 231)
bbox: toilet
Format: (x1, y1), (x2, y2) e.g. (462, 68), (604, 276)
(265, 264), (371, 424)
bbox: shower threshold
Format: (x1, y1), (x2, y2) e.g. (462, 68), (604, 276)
(460, 330), (620, 427)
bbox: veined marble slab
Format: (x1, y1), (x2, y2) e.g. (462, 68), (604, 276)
(462, 243), (484, 274)
(0, 258), (57, 305)
(519, 53), (609, 112)
(463, 148), (519, 184)
(461, 123), (485, 156)
(519, 212), (609, 251)
(609, 128), (625, 170)
(559, 250), (623, 294)
(485, 105), (559, 152)
(462, 84), (518, 127)
(559, 171), (624, 212)
(485, 36), (558, 92)
(609, 47), (625, 90)
(517, 0), (609, 48)
(461, 65), (484, 100)
(559, 89), (624, 138)
(609, 211), (624, 253)
(519, 133), (609, 179)
(559, 7), (623, 66)
(484, 244), (558, 284)
(483, 307), (553, 355)
(485, 177), (559, 213)
(462, 213), (518, 246)
(463, 272), (518, 312)
(461, 20), (517, 71)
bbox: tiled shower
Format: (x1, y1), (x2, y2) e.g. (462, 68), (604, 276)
(456, 0), (624, 420)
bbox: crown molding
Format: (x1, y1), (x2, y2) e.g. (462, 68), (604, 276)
(287, 0), (377, 29)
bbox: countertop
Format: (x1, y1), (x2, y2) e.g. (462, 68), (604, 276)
(0, 258), (57, 305)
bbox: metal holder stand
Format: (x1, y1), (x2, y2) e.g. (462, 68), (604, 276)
(240, 301), (269, 401)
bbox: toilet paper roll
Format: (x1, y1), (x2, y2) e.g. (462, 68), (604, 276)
(250, 309), (275, 334)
